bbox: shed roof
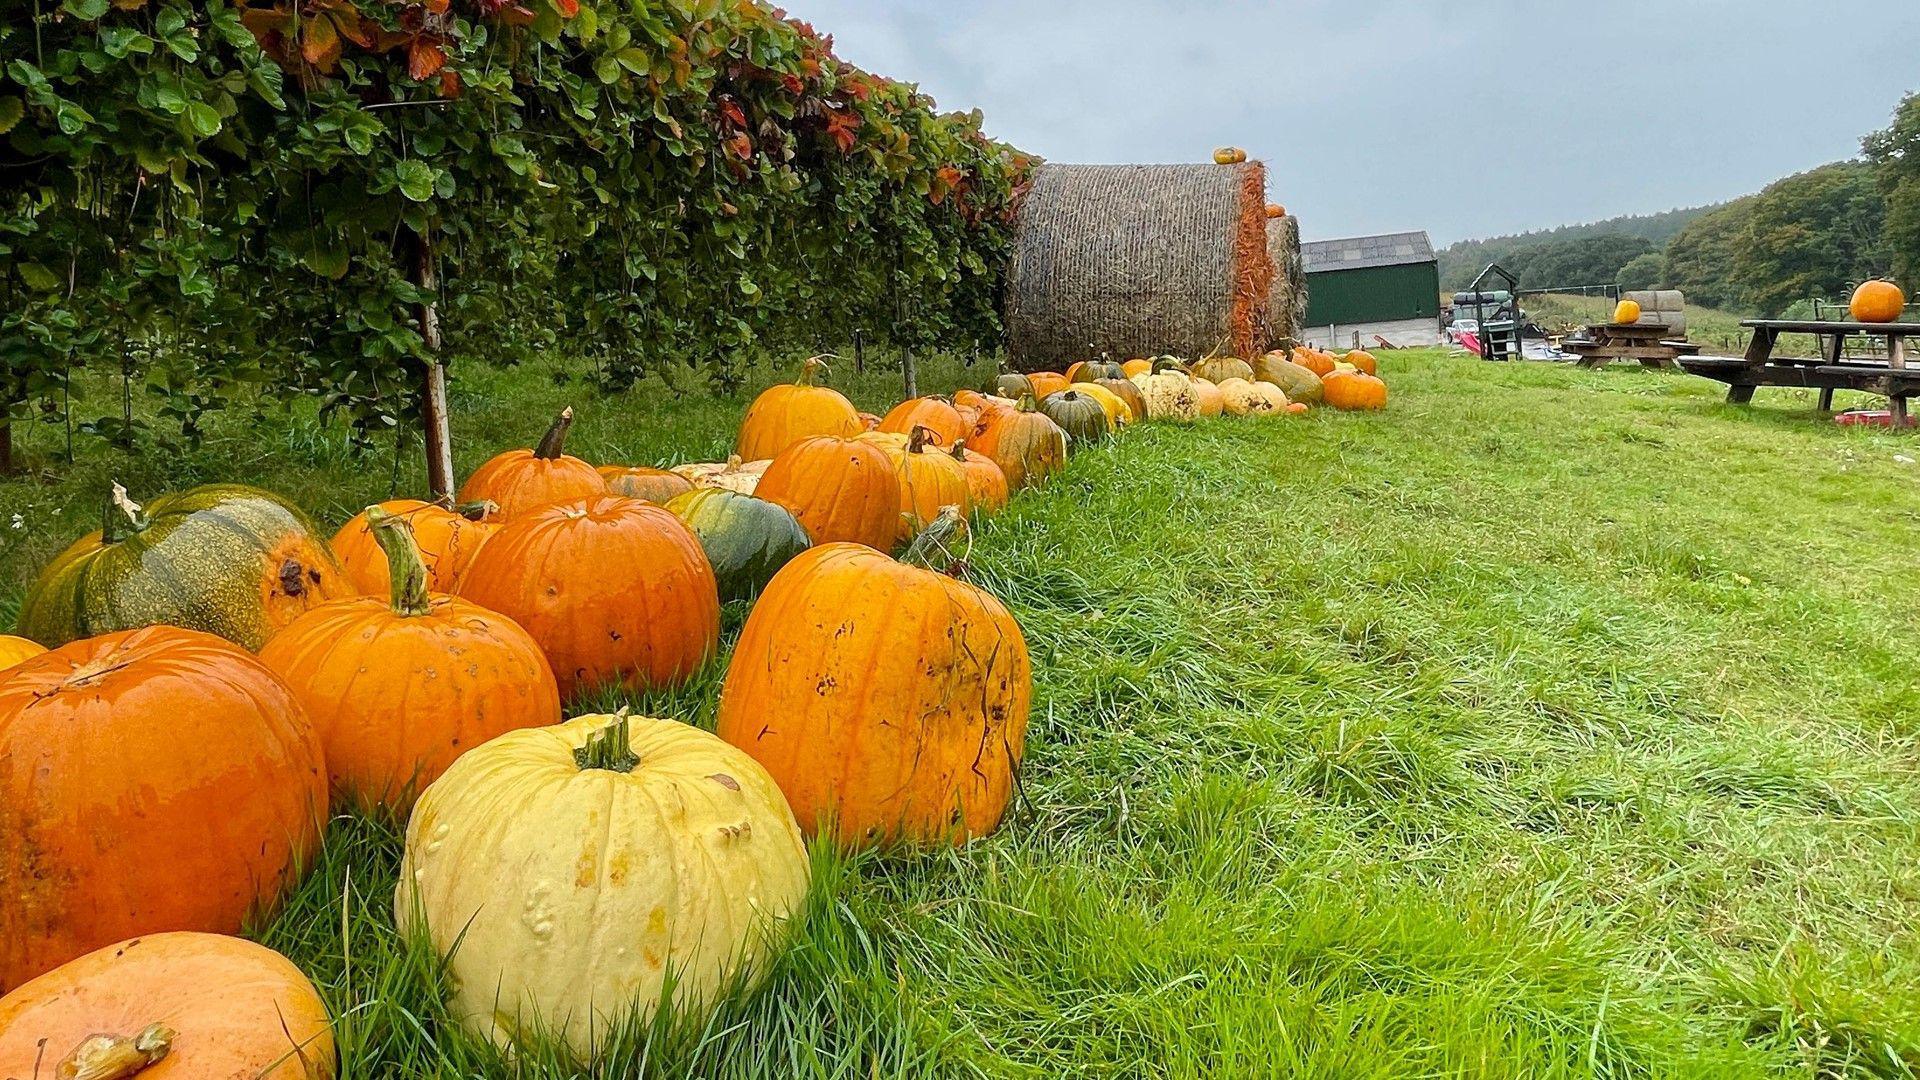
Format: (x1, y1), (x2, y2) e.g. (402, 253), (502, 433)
(1302, 231), (1435, 274)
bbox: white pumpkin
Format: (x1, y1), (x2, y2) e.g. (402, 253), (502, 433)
(395, 714), (811, 1060)
(1129, 362), (1199, 423)
(670, 456), (771, 496)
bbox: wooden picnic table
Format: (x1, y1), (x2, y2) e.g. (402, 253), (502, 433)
(1678, 319), (1920, 423)
(1562, 322), (1701, 369)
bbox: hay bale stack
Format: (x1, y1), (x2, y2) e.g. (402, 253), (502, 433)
(1006, 163), (1274, 370)
(1266, 215), (1306, 349)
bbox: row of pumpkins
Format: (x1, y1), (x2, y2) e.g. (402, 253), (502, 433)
(0, 345), (1386, 1074)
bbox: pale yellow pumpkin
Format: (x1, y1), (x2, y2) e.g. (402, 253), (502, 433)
(1249, 382), (1291, 412)
(1216, 377), (1277, 417)
(670, 456), (771, 496)
(1072, 382), (1134, 427)
(1130, 363), (1199, 423)
(395, 715), (810, 1060)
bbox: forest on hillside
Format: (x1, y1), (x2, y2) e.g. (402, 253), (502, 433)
(1437, 93), (1920, 314)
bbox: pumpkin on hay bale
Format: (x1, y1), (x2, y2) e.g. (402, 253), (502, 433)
(1006, 163), (1276, 371)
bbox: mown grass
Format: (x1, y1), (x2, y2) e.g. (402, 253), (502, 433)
(6, 350), (1920, 1076)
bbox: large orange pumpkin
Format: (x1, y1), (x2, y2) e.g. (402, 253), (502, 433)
(0, 933), (334, 1080)
(717, 518), (1031, 847)
(596, 464), (696, 505)
(331, 498), (500, 596)
(0, 626), (326, 992)
(1293, 347), (1336, 377)
(877, 396), (968, 448)
(971, 395), (1067, 490)
(1323, 368), (1389, 411)
(755, 436), (901, 551)
(1851, 280), (1908, 323)
(950, 440), (1009, 515)
(737, 356), (862, 461)
(262, 508), (562, 811)
(878, 427), (972, 540)
(457, 408), (606, 519)
(455, 496), (720, 698)
(0, 636), (45, 672)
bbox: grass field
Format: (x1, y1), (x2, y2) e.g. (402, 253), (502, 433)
(5, 351), (1920, 1076)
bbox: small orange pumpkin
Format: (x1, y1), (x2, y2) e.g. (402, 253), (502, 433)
(1285, 401), (1310, 415)
(877, 396), (969, 448)
(1120, 358), (1152, 378)
(1342, 349), (1378, 375)
(1025, 371), (1071, 400)
(756, 436), (901, 551)
(1851, 280), (1907, 324)
(971, 395), (1068, 490)
(458, 407), (607, 519)
(1323, 369), (1389, 411)
(331, 497), (500, 596)
(738, 356), (863, 460)
(879, 427), (972, 540)
(1266, 204), (1286, 218)
(597, 464), (696, 505)
(1189, 378), (1225, 417)
(263, 507), (562, 811)
(950, 440), (1009, 515)
(455, 496), (720, 698)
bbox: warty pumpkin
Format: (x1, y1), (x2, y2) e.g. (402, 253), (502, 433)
(455, 496), (720, 698)
(971, 395), (1068, 490)
(1217, 377), (1277, 416)
(1189, 355), (1254, 384)
(261, 507), (562, 812)
(717, 514), (1031, 847)
(877, 396), (969, 448)
(0, 626), (326, 991)
(879, 427), (973, 541)
(1250, 382), (1292, 411)
(458, 407), (607, 519)
(0, 636), (45, 672)
(1323, 368), (1389, 411)
(736, 356), (863, 461)
(666, 488), (813, 603)
(1189, 377), (1225, 417)
(1253, 351), (1325, 404)
(670, 455), (771, 496)
(597, 464), (696, 505)
(1851, 280), (1907, 323)
(0, 933), (334, 1080)
(755, 435), (901, 551)
(1131, 360), (1200, 423)
(331, 497), (500, 597)
(396, 715), (810, 1061)
(17, 482), (348, 651)
(1039, 389), (1112, 447)
(950, 440), (1010, 515)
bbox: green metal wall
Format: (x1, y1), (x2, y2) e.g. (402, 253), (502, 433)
(1302, 262), (1440, 328)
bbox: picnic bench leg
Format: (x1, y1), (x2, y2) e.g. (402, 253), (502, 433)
(1817, 387), (1835, 412)
(1727, 384), (1756, 406)
(1893, 394), (1909, 428)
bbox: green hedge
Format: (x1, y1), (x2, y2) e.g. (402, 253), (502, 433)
(0, 0), (1033, 466)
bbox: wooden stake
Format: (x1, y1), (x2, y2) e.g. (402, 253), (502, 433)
(412, 227), (455, 499)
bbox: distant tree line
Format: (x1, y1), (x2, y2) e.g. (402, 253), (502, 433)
(1439, 94), (1920, 314)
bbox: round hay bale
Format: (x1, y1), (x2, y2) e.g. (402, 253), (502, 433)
(1006, 163), (1274, 371)
(1266, 214), (1306, 350)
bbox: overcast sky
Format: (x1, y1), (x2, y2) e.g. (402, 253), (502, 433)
(784, 0), (1920, 245)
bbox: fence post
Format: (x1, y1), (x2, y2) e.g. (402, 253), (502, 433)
(411, 227), (455, 500)
(854, 328), (865, 373)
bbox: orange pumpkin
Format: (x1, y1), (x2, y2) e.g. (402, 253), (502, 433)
(0, 626), (326, 992)
(671, 456), (770, 495)
(1342, 349), (1378, 375)
(857, 411), (882, 431)
(952, 389), (992, 413)
(1323, 369), (1389, 411)
(717, 518), (1031, 847)
(1851, 280), (1908, 323)
(1026, 371), (1071, 400)
(1293, 347), (1336, 377)
(877, 396), (969, 448)
(878, 427), (972, 540)
(755, 436), (901, 551)
(1213, 146), (1247, 165)
(597, 464), (696, 505)
(1266, 204), (1286, 219)
(331, 498), (499, 596)
(1285, 401), (1310, 415)
(971, 395), (1068, 490)
(1189, 378), (1225, 417)
(950, 440), (1009, 515)
(262, 508), (562, 811)
(1612, 299), (1642, 325)
(0, 636), (45, 672)
(1120, 358), (1152, 378)
(737, 356), (862, 460)
(1096, 377), (1147, 422)
(0, 933), (334, 1080)
(458, 407), (606, 519)
(456, 496), (720, 698)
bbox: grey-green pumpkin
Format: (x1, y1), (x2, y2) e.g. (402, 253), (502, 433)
(1038, 390), (1111, 449)
(1252, 353), (1325, 405)
(1071, 361), (1126, 383)
(17, 483), (350, 650)
(665, 488), (813, 603)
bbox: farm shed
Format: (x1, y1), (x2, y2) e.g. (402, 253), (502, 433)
(1005, 163), (1274, 370)
(1301, 231), (1442, 348)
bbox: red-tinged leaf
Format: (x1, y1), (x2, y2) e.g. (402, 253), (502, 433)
(727, 133), (753, 161)
(719, 99), (747, 129)
(330, 7), (375, 48)
(423, 0), (449, 11)
(409, 39), (447, 80)
(823, 109), (859, 153)
(782, 73), (804, 95)
(439, 69), (463, 98)
(301, 14), (342, 71)
(240, 6), (291, 44)
(551, 0), (579, 16)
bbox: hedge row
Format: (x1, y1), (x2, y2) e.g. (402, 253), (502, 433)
(0, 0), (1035, 467)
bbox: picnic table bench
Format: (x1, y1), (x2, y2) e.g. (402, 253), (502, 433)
(1562, 322), (1701, 369)
(1678, 319), (1920, 422)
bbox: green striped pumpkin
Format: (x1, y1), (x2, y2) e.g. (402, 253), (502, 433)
(665, 488), (812, 604)
(17, 483), (349, 650)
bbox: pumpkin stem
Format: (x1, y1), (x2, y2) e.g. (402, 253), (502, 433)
(901, 505), (972, 573)
(907, 425), (939, 454)
(1014, 391), (1038, 413)
(455, 499), (498, 522)
(950, 438), (968, 461)
(100, 483), (150, 545)
(365, 506), (433, 618)
(56, 1023), (175, 1080)
(575, 718), (639, 773)
(534, 407), (575, 461)
(796, 355), (835, 387)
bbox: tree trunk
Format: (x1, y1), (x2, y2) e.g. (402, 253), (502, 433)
(411, 228), (455, 499)
(0, 415), (12, 475)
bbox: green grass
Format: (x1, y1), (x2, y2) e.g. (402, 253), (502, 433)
(7, 351), (1920, 1076)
